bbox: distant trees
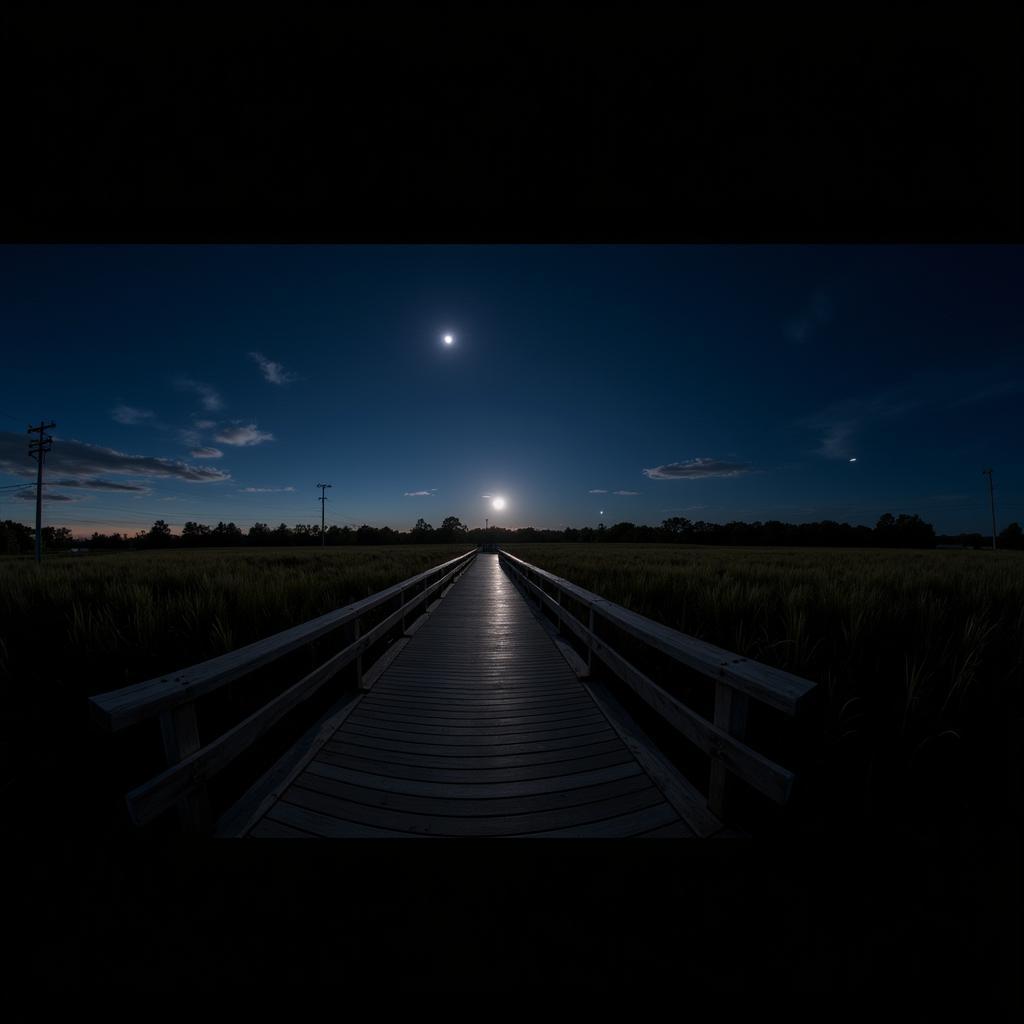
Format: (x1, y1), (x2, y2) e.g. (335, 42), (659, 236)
(998, 522), (1023, 550)
(0, 520), (74, 554)
(412, 518), (434, 541)
(145, 520), (173, 548)
(873, 512), (936, 549)
(46, 508), (1021, 553)
(438, 516), (468, 542)
(182, 521), (211, 546)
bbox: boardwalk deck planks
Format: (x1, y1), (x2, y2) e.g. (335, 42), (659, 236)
(244, 555), (694, 837)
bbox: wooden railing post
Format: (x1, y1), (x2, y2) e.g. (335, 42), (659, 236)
(159, 702), (212, 833)
(343, 618), (364, 690)
(587, 606), (595, 674)
(708, 683), (750, 820)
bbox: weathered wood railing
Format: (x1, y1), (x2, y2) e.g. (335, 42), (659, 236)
(498, 549), (816, 823)
(89, 548), (478, 832)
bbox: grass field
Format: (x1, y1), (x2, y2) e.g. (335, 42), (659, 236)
(0, 545), (474, 800)
(0, 545), (475, 694)
(504, 543), (1024, 830)
(2, 541), (1019, 835)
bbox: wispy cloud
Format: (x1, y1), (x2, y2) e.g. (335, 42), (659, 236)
(177, 378), (223, 411)
(613, 490), (640, 496)
(588, 489), (608, 494)
(643, 459), (751, 480)
(16, 489), (79, 502)
(804, 392), (923, 460)
(784, 289), (833, 344)
(190, 447), (223, 459)
(248, 351), (298, 385)
(51, 477), (150, 493)
(0, 432), (230, 483)
(805, 360), (1024, 461)
(405, 490), (432, 497)
(111, 405), (155, 425)
(194, 419), (217, 429)
(215, 423), (274, 447)
(239, 486), (296, 493)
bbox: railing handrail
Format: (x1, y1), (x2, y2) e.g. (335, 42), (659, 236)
(498, 549), (815, 714)
(90, 548), (478, 732)
(498, 548), (818, 819)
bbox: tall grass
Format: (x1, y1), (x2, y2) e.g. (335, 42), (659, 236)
(506, 543), (1024, 831)
(0, 545), (474, 793)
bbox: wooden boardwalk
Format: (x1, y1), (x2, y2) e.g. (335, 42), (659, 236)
(246, 554), (698, 837)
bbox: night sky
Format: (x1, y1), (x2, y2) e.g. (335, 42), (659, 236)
(1, 244), (1021, 538)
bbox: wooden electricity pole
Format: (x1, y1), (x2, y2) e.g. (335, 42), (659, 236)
(983, 468), (996, 550)
(28, 421), (56, 563)
(317, 482), (332, 546)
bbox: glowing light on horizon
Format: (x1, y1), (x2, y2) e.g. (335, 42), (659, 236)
(443, 334), (454, 345)
(491, 497), (506, 511)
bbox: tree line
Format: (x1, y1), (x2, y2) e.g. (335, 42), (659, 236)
(3, 513), (1022, 555)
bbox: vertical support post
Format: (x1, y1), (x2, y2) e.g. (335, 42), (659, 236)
(708, 682), (749, 821)
(159, 702), (212, 833)
(587, 606), (595, 674)
(352, 618), (364, 690)
(556, 590), (564, 636)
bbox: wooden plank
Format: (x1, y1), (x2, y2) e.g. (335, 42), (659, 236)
(321, 736), (626, 771)
(345, 710), (606, 736)
(364, 683), (587, 699)
(519, 802), (682, 837)
(332, 730), (620, 758)
(315, 747), (634, 784)
(265, 802), (419, 838)
(90, 548), (476, 731)
(338, 721), (614, 747)
(349, 707), (605, 729)
(301, 758), (643, 799)
(278, 781), (667, 836)
(214, 691), (365, 838)
(356, 694), (594, 716)
(637, 820), (698, 837)
(247, 817), (315, 838)
(291, 768), (654, 818)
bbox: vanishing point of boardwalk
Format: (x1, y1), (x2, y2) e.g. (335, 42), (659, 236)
(247, 554), (694, 837)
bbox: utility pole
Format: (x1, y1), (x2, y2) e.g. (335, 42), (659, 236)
(983, 468), (996, 550)
(28, 421), (56, 564)
(317, 482), (332, 547)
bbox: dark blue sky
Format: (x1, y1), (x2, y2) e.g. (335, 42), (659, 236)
(1, 245), (1020, 537)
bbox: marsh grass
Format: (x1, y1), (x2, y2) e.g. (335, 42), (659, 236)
(507, 543), (1023, 831)
(0, 544), (474, 823)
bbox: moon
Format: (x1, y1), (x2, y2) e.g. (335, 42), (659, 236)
(443, 334), (454, 345)
(491, 497), (506, 511)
